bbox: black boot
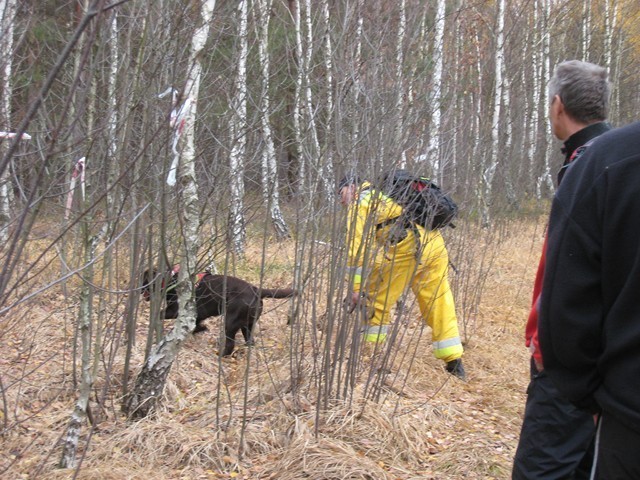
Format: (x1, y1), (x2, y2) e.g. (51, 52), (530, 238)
(446, 358), (466, 380)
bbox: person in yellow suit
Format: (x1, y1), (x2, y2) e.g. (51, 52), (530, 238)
(339, 173), (466, 379)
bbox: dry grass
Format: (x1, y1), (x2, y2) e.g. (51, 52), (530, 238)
(0, 217), (545, 479)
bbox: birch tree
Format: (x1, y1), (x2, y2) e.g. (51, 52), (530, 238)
(59, 6), (123, 466)
(320, 0), (335, 196)
(611, 18), (624, 122)
(481, 0), (505, 226)
(471, 20), (483, 191)
(526, 0), (541, 187)
(59, 204), (99, 468)
(0, 0), (17, 243)
(229, 0), (249, 255)
(604, 0), (617, 73)
(351, 0), (364, 150)
(350, 0), (364, 150)
(536, 0), (554, 198)
(426, 0), (446, 182)
(256, 0), (290, 239)
(289, 0), (305, 193)
(55, 5), (119, 458)
(392, 0), (407, 168)
(501, 19), (514, 204)
(124, 0), (215, 419)
(582, 0), (592, 61)
(105, 9), (119, 214)
(302, 0), (331, 199)
(450, 8), (461, 187)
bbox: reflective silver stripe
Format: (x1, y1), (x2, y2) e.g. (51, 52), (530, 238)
(432, 337), (462, 350)
(347, 266), (363, 276)
(358, 190), (372, 205)
(362, 325), (389, 335)
(359, 189), (394, 206)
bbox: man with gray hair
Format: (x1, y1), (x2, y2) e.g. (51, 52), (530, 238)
(512, 60), (611, 479)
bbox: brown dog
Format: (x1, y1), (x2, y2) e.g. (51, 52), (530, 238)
(142, 267), (295, 356)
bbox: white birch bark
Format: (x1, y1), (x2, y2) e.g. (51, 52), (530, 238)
(471, 26), (482, 184)
(351, 0), (364, 149)
(301, 0), (330, 198)
(229, 0), (249, 254)
(501, 15), (514, 204)
(611, 26), (623, 122)
(59, 230), (99, 468)
(526, 0), (540, 186)
(291, 0), (305, 192)
(450, 6), (462, 186)
(320, 0), (335, 196)
(392, 0), (407, 169)
(426, 0), (446, 182)
(582, 0), (592, 62)
(0, 0), (17, 243)
(105, 9), (119, 225)
(124, 0), (214, 419)
(604, 0), (617, 73)
(536, 0), (554, 198)
(256, 0), (290, 239)
(481, 0), (505, 227)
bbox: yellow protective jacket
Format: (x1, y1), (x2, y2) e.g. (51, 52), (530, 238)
(345, 182), (407, 292)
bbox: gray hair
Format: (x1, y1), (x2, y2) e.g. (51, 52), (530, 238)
(548, 60), (610, 124)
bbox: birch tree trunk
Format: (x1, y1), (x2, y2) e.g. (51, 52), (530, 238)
(123, 0), (214, 419)
(320, 0), (335, 195)
(301, 0), (330, 199)
(526, 0), (541, 188)
(536, 0), (554, 198)
(603, 0), (617, 73)
(450, 6), (461, 187)
(611, 26), (623, 122)
(392, 0), (407, 169)
(60, 7), (122, 463)
(471, 24), (483, 194)
(481, 0), (505, 227)
(426, 0), (445, 182)
(0, 0), (17, 244)
(289, 0), (305, 193)
(256, 0), (290, 239)
(501, 29), (514, 205)
(105, 8), (119, 216)
(582, 0), (592, 62)
(229, 0), (248, 255)
(350, 0), (364, 150)
(59, 223), (99, 468)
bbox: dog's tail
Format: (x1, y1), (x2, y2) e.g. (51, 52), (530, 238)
(259, 288), (296, 299)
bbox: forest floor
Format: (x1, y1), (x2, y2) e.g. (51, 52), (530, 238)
(1, 217), (546, 479)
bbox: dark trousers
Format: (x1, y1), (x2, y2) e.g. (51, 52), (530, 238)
(512, 358), (595, 479)
(593, 412), (640, 479)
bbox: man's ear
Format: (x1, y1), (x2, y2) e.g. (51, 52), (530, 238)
(553, 94), (565, 115)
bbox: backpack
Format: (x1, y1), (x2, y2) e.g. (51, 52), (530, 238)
(380, 170), (458, 230)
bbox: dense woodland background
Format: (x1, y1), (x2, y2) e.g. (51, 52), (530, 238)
(1, 0), (639, 478)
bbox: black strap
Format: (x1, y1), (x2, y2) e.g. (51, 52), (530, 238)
(375, 215), (406, 230)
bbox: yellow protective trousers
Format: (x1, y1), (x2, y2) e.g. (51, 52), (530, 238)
(362, 228), (463, 363)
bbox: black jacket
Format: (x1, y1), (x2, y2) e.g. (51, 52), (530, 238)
(539, 121), (640, 433)
(557, 122), (611, 184)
